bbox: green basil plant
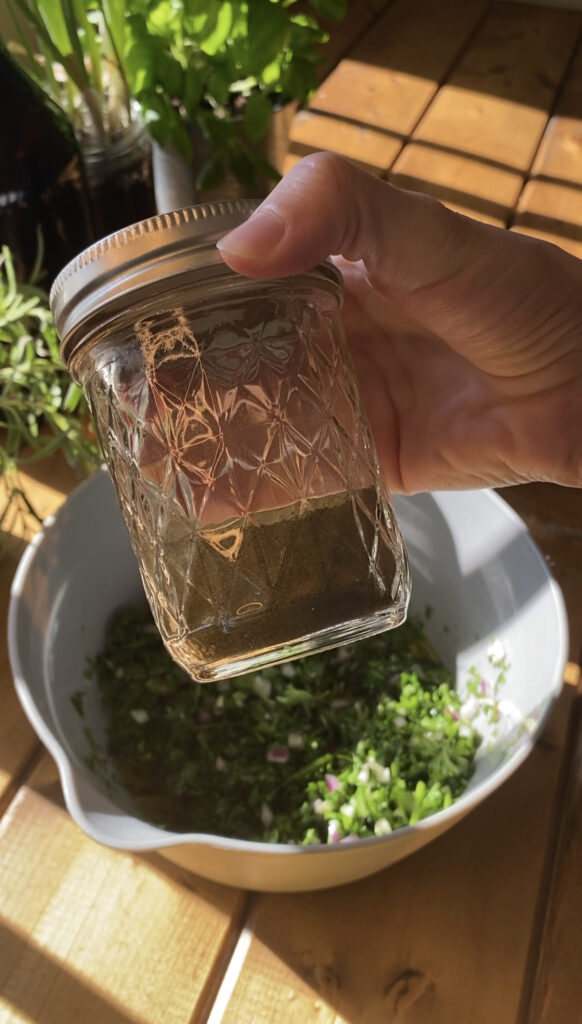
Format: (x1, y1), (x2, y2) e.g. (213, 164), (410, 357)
(7, 0), (347, 189)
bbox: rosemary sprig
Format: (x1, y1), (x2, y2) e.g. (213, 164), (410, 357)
(0, 244), (101, 478)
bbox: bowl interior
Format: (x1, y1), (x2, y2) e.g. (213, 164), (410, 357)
(9, 471), (567, 853)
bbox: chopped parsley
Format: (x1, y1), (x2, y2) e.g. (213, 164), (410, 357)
(81, 606), (490, 845)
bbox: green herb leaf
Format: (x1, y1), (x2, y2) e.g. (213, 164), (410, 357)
(243, 91), (272, 143)
(0, 246), (101, 478)
(248, 0), (288, 76)
(199, 2), (234, 56)
(125, 37), (158, 93)
(183, 64), (204, 119)
(36, 0), (73, 57)
(196, 150), (226, 190)
(85, 608), (498, 845)
(139, 90), (172, 145)
(206, 70), (230, 107)
(308, 0), (347, 22)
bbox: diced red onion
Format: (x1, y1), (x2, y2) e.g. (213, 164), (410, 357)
(267, 746), (289, 763)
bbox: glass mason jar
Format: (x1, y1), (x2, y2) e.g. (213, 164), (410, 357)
(50, 202), (411, 682)
(81, 113), (156, 239)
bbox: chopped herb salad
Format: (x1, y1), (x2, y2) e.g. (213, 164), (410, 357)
(78, 607), (509, 846)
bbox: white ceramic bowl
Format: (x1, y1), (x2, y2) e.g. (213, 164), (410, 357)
(9, 469), (567, 891)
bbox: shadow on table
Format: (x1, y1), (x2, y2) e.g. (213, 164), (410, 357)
(0, 919), (140, 1024)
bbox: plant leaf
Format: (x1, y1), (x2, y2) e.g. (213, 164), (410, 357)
(125, 38), (157, 93)
(71, 0), (103, 92)
(228, 147), (258, 188)
(36, 0), (73, 56)
(260, 59), (283, 89)
(99, 0), (126, 61)
(183, 64), (204, 119)
(165, 107), (194, 162)
(196, 150), (226, 191)
(206, 70), (230, 107)
(243, 91), (272, 144)
(199, 2), (234, 56)
(308, 0), (347, 22)
(158, 54), (184, 99)
(146, 0), (179, 39)
(248, 0), (288, 75)
(60, 0), (91, 84)
(139, 90), (172, 145)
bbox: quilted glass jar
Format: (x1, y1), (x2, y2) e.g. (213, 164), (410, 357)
(50, 202), (410, 681)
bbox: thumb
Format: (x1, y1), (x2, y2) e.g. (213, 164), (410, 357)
(216, 151), (471, 287)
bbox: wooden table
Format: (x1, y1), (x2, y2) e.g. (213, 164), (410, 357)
(2, 2), (582, 1021)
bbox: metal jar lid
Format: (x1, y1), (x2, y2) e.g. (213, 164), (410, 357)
(50, 200), (261, 368)
(50, 200), (341, 370)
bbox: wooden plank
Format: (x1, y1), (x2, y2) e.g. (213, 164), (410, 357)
(531, 113), (582, 187)
(512, 526), (582, 664)
(315, 0), (378, 79)
(216, 683), (578, 1024)
(512, 41), (582, 254)
(365, 0), (393, 13)
(0, 458), (83, 807)
(499, 483), (582, 535)
(308, 0), (489, 135)
(497, 0), (582, 10)
(511, 180), (582, 258)
(498, 485), (582, 662)
(564, 662), (581, 688)
(287, 110), (402, 176)
(0, 755), (247, 1024)
(411, 5), (582, 170)
(528, 32), (582, 186)
(389, 142), (518, 224)
(524, 696), (582, 1023)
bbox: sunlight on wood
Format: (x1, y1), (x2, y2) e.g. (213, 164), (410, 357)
(0, 459), (85, 544)
(0, 783), (245, 1024)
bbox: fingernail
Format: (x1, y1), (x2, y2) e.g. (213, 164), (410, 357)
(217, 208), (285, 260)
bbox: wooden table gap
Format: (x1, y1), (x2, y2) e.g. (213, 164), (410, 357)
(189, 891), (256, 1024)
(0, 741), (43, 820)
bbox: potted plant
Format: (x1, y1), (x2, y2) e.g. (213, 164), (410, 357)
(6, 0), (158, 238)
(7, 1), (347, 215)
(121, 0), (348, 205)
(0, 243), (101, 529)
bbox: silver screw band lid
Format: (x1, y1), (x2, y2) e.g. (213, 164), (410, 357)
(50, 200), (259, 367)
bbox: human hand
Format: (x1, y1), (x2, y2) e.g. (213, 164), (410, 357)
(217, 153), (582, 493)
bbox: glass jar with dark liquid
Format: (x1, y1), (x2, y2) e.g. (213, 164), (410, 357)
(50, 202), (411, 681)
